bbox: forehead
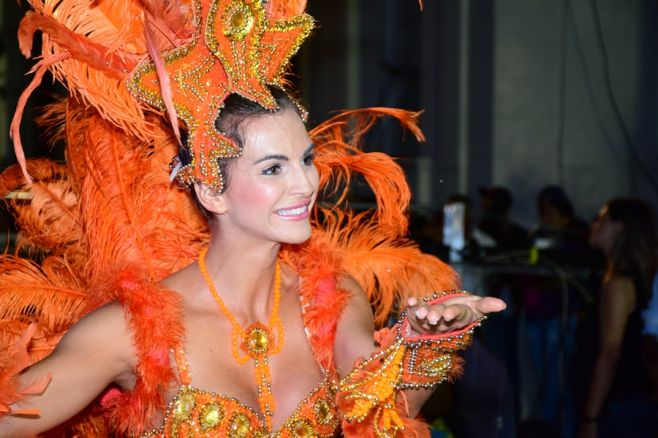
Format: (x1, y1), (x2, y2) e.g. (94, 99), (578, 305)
(238, 108), (309, 156)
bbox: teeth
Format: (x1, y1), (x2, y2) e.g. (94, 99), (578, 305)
(278, 205), (307, 216)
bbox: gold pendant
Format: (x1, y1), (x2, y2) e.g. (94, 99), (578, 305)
(241, 322), (274, 359)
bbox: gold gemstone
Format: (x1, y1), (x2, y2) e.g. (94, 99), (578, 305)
(228, 412), (252, 438)
(231, 11), (245, 28)
(173, 392), (196, 420)
(223, 3), (255, 41)
(249, 329), (268, 351)
(199, 402), (224, 431)
(314, 399), (333, 425)
(291, 418), (315, 437)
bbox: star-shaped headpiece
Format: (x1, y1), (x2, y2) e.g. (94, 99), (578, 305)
(127, 0), (313, 191)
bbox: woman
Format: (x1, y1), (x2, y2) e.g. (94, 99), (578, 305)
(0, 1), (504, 436)
(579, 198), (658, 438)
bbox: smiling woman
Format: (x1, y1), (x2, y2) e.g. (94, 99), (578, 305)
(0, 0), (505, 437)
(195, 100), (319, 245)
(181, 88), (311, 222)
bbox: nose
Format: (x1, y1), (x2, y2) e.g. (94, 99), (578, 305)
(291, 163), (316, 198)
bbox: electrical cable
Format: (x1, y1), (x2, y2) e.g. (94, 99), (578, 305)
(565, 0), (628, 165)
(473, 249), (595, 431)
(556, 0), (569, 185)
(587, 0), (658, 194)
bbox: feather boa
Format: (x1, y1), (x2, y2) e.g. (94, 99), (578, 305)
(86, 268), (185, 436)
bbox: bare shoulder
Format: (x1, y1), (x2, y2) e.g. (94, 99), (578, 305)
(56, 301), (137, 370)
(334, 275), (377, 376)
(601, 275), (636, 316)
(161, 261), (206, 305)
(602, 275), (635, 302)
(337, 275), (373, 320)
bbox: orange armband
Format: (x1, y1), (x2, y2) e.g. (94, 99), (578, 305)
(338, 290), (483, 437)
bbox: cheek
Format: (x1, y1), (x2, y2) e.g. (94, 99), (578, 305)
(231, 178), (281, 212)
(309, 166), (320, 192)
(589, 224), (603, 246)
(590, 224), (615, 248)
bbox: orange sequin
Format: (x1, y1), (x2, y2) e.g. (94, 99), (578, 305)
(141, 348), (339, 437)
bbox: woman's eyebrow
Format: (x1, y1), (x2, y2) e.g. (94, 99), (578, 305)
(253, 144), (315, 164)
(253, 154), (288, 165)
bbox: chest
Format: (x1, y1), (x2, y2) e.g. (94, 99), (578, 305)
(164, 293), (334, 433)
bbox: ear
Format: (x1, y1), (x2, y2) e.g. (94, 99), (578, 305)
(194, 183), (228, 215)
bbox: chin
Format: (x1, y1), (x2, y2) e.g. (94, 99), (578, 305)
(279, 226), (313, 245)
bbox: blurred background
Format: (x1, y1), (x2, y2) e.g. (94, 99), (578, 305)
(1, 1), (657, 437)
(2, 0), (657, 222)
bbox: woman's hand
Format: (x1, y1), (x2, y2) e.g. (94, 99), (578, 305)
(405, 294), (506, 335)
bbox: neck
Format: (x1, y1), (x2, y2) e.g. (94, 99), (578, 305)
(201, 231), (282, 321)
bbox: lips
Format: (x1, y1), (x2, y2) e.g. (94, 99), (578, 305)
(275, 202), (311, 220)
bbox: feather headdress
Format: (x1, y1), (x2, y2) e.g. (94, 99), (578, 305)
(13, 0), (314, 192)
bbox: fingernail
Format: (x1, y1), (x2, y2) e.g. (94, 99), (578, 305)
(408, 297), (418, 306)
(428, 317), (438, 325)
(416, 308), (427, 318)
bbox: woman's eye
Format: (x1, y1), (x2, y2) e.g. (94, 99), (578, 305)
(262, 164), (282, 175)
(302, 153), (315, 166)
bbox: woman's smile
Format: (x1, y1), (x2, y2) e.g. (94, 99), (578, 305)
(275, 202), (311, 220)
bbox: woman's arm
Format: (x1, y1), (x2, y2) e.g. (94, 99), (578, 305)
(334, 278), (505, 417)
(580, 277), (635, 436)
(0, 302), (137, 437)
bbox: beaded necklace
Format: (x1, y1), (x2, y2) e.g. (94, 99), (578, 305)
(198, 248), (284, 430)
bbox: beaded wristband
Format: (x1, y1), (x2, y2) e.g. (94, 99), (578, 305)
(397, 290), (483, 389)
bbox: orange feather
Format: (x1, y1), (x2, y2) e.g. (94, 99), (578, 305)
(267, 0), (308, 19)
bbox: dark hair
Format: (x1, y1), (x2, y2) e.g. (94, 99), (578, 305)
(606, 197), (658, 307)
(479, 186), (513, 214)
(538, 185), (574, 219)
(179, 86), (304, 220)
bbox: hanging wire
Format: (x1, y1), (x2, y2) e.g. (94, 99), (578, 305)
(586, 0), (658, 194)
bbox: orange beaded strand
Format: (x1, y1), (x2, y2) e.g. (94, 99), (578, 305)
(198, 248), (283, 362)
(198, 248), (284, 429)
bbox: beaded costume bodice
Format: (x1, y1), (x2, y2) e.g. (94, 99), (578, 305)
(141, 343), (339, 438)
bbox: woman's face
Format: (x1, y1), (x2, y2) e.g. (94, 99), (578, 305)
(217, 107), (319, 245)
(590, 205), (622, 253)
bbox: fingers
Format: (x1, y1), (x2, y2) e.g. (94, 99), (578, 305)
(404, 293), (507, 336)
(415, 304), (429, 320)
(426, 306), (443, 325)
(475, 297), (507, 314)
(438, 295), (508, 316)
(410, 302), (468, 328)
(407, 298), (467, 324)
(411, 302), (448, 326)
(440, 304), (466, 322)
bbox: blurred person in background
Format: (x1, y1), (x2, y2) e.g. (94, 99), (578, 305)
(475, 186), (531, 254)
(578, 198), (658, 438)
(532, 185), (590, 255)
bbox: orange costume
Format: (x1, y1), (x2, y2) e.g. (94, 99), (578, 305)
(0, 0), (480, 436)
